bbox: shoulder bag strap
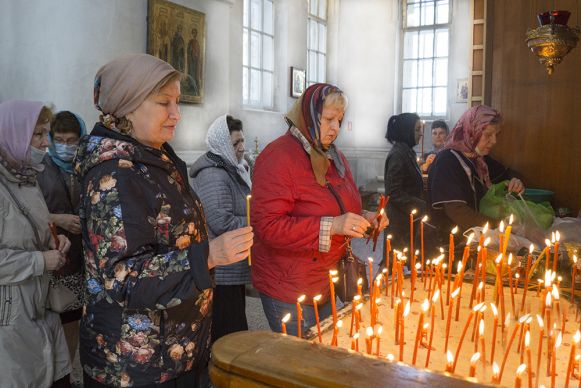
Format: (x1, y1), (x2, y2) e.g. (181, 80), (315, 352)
(0, 177), (42, 247)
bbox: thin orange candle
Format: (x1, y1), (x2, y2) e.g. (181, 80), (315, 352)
(368, 257), (374, 296)
(525, 330), (533, 388)
(399, 300), (410, 362)
(246, 195), (252, 265)
(413, 299), (430, 365)
(508, 253), (516, 317)
(499, 315), (527, 383)
(313, 294), (322, 343)
(553, 231), (560, 273)
(515, 364), (527, 388)
(329, 270), (338, 325)
(354, 303), (363, 333)
(490, 303), (499, 365)
(492, 362), (500, 384)
(536, 315), (545, 388)
(421, 216), (427, 280)
(410, 209), (417, 262)
(552, 333), (562, 388)
(357, 277), (363, 299)
(331, 320), (343, 347)
(375, 325), (383, 356)
(478, 319), (486, 364)
(281, 313), (291, 335)
(350, 333), (359, 351)
(565, 330), (581, 388)
(365, 326), (373, 354)
(425, 289), (441, 368)
(499, 220), (505, 256)
(446, 226), (458, 306)
(445, 288), (460, 353)
(296, 295), (305, 338)
(503, 214), (514, 257)
(445, 350), (454, 373)
(521, 244), (534, 314)
(452, 302), (484, 372)
(514, 272), (520, 294)
(454, 233), (474, 290)
(545, 238), (552, 272)
(469, 352), (480, 377)
(572, 255), (578, 303)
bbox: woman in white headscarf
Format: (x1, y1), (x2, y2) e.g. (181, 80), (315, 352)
(191, 114), (251, 342)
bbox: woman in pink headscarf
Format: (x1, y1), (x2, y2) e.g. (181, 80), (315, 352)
(0, 100), (73, 387)
(427, 105), (524, 234)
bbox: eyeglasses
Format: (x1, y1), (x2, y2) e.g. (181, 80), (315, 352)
(53, 138), (79, 146)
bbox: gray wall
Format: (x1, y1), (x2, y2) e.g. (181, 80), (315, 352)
(0, 0), (470, 189)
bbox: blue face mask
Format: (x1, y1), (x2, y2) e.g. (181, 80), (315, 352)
(54, 143), (78, 162)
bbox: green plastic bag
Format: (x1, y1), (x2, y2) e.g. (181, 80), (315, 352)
(479, 181), (555, 230)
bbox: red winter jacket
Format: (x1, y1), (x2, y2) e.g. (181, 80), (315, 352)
(251, 131), (362, 304)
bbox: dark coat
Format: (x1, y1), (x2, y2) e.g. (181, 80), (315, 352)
(75, 123), (212, 386)
(384, 142), (426, 251)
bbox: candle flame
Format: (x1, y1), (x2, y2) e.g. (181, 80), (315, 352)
(470, 352), (481, 365)
(508, 253), (513, 265)
(545, 270), (552, 286)
(375, 275), (382, 284)
(515, 273), (520, 279)
(246, 194), (252, 200)
(575, 330), (581, 343)
(484, 237), (491, 247)
(473, 302), (484, 312)
(536, 314), (544, 328)
(467, 232), (474, 245)
(415, 263), (421, 270)
(313, 294), (322, 302)
(556, 231), (560, 242)
(446, 350), (454, 365)
(375, 297), (381, 305)
(552, 285), (559, 300)
(504, 312), (512, 326)
(555, 332), (562, 348)
(479, 320), (484, 336)
(411, 209), (417, 215)
(491, 303), (498, 316)
(516, 364), (527, 376)
(477, 281), (484, 290)
(551, 232), (555, 243)
(479, 305), (487, 313)
(356, 304), (363, 311)
(545, 291), (552, 308)
(519, 313), (531, 324)
(357, 278), (363, 285)
(495, 254), (503, 264)
(387, 234), (392, 240)
(477, 246), (481, 252)
(353, 333), (360, 340)
(530, 244), (535, 254)
(403, 247), (409, 253)
(366, 326), (373, 337)
(483, 222), (489, 234)
(545, 239), (551, 247)
(379, 208), (384, 216)
(574, 255), (578, 264)
(386, 354), (395, 361)
(403, 301), (411, 317)
(421, 299), (430, 312)
(451, 226), (458, 234)
(525, 331), (530, 347)
(492, 362), (500, 377)
(330, 270), (338, 276)
(457, 262), (462, 272)
(332, 277), (339, 283)
(415, 249), (420, 255)
(282, 313), (291, 323)
(439, 247), (445, 254)
(432, 289), (441, 303)
(368, 257), (373, 263)
(382, 268), (388, 274)
(377, 325), (383, 336)
(499, 221), (505, 233)
(422, 215), (428, 223)
(509, 214), (514, 225)
(336, 320), (343, 329)
(354, 295), (361, 301)
(297, 295), (306, 303)
(423, 323), (430, 330)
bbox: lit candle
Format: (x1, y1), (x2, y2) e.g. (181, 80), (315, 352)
(365, 326), (373, 354)
(552, 284), (561, 318)
(368, 257), (374, 296)
(445, 288), (460, 353)
(382, 268), (388, 297)
(494, 254), (507, 331)
(545, 239), (552, 272)
(246, 195), (252, 265)
(355, 303), (363, 333)
(413, 299), (430, 365)
(515, 272), (520, 294)
(399, 300), (410, 361)
(394, 298), (401, 344)
(536, 314), (544, 388)
(332, 320), (343, 347)
(565, 331), (580, 388)
(515, 364), (527, 388)
(375, 325), (383, 356)
(296, 295), (305, 338)
(492, 362), (500, 384)
(329, 270), (338, 325)
(313, 294), (322, 343)
(350, 333), (359, 351)
(452, 302), (485, 372)
(425, 289), (440, 368)
(572, 255), (578, 304)
(385, 235), (392, 296)
(454, 233), (474, 289)
(499, 220), (505, 258)
(445, 350), (454, 373)
(357, 277), (363, 299)
(490, 303), (499, 365)
(525, 330), (533, 388)
(447, 226), (458, 306)
(552, 333), (562, 388)
(281, 313), (291, 335)
(499, 314), (528, 383)
(421, 216), (428, 280)
(553, 231), (560, 273)
(411, 250), (420, 301)
(503, 214), (514, 257)
(508, 253), (516, 317)
(478, 319), (486, 364)
(410, 209), (417, 263)
(521, 244), (534, 314)
(469, 352), (480, 377)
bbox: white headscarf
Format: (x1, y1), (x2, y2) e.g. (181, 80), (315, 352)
(205, 114), (252, 189)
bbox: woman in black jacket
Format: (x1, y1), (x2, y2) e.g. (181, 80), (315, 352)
(383, 113), (425, 253)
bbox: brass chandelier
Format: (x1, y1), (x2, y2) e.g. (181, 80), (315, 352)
(526, 7), (580, 75)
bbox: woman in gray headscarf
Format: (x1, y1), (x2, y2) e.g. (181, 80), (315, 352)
(76, 54), (253, 387)
(191, 114), (251, 342)
(0, 100), (72, 387)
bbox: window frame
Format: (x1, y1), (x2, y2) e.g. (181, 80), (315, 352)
(243, 0), (275, 110)
(399, 0), (452, 119)
(307, 0), (327, 86)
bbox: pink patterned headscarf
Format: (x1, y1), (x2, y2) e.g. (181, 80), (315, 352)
(0, 100), (43, 164)
(444, 105), (502, 188)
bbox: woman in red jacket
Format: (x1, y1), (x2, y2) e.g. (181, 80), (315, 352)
(251, 83), (388, 337)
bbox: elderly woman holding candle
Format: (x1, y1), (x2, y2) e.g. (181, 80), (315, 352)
(0, 101), (73, 387)
(76, 54), (253, 387)
(383, 112), (426, 253)
(428, 105), (524, 235)
(251, 83), (388, 337)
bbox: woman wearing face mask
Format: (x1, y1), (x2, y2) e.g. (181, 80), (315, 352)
(383, 113), (426, 254)
(0, 100), (72, 387)
(251, 83), (388, 337)
(37, 111), (87, 361)
(190, 114), (251, 342)
(428, 105), (525, 235)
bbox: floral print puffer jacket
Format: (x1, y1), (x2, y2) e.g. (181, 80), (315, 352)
(75, 123), (212, 386)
